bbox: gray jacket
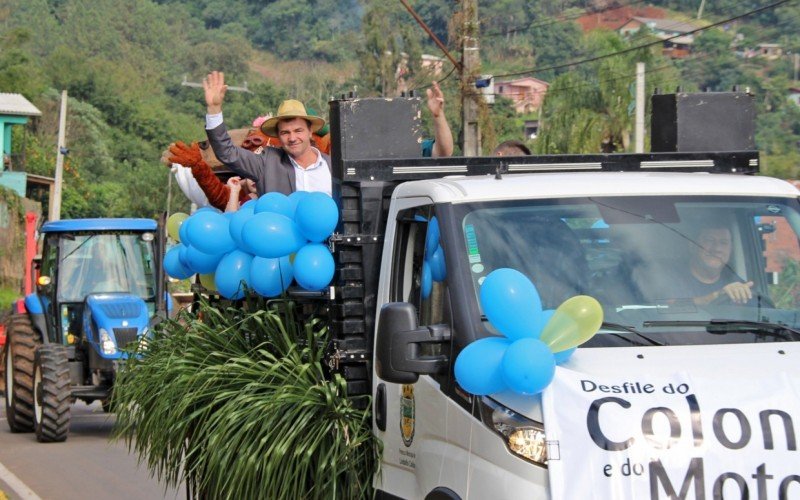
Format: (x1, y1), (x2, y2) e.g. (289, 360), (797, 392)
(206, 123), (332, 196)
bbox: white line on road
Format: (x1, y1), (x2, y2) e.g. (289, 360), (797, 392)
(0, 460), (41, 500)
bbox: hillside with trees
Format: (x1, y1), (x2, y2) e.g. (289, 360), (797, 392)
(1, 0), (798, 219)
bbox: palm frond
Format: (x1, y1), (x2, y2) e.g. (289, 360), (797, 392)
(112, 297), (380, 499)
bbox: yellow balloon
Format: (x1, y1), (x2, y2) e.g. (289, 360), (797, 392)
(540, 295), (603, 353)
(199, 272), (217, 292)
(167, 212), (189, 242)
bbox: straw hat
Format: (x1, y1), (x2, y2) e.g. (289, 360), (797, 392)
(260, 99), (325, 137)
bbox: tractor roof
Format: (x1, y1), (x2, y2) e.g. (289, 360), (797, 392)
(40, 218), (157, 233)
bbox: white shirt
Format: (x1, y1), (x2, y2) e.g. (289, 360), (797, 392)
(290, 148), (332, 196)
(206, 112), (224, 130)
(205, 112), (332, 196)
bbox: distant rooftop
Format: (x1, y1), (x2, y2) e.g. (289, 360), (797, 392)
(0, 93), (41, 117)
(630, 17), (698, 34)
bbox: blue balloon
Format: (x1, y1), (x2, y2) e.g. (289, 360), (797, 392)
(421, 261), (432, 299)
(287, 190), (310, 219)
(214, 250), (253, 300)
(178, 244), (191, 269)
(185, 245), (225, 274)
(425, 216), (440, 258)
(293, 243), (335, 291)
(223, 211), (235, 221)
(501, 338), (556, 395)
(553, 347), (576, 365)
(164, 245), (194, 280)
(454, 337), (511, 395)
(255, 192), (293, 218)
(229, 203), (256, 251)
(195, 206), (221, 213)
(250, 256), (294, 298)
(480, 268), (543, 341)
(187, 211), (237, 255)
(429, 245), (446, 282)
(295, 192), (339, 242)
(242, 212), (305, 258)
(179, 214), (192, 245)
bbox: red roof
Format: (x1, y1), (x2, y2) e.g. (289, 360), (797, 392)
(576, 5), (666, 32)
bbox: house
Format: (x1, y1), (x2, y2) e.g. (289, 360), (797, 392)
(788, 88), (800, 107)
(756, 43), (783, 60)
(0, 93), (43, 195)
(618, 17), (699, 58)
(576, 5), (666, 32)
(420, 54), (446, 76)
(494, 77), (550, 114)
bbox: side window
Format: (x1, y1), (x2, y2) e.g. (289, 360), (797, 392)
(40, 235), (58, 281)
(391, 206), (446, 326)
(759, 215), (800, 308)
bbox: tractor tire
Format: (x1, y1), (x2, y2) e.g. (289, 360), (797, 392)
(3, 313), (40, 433)
(33, 344), (71, 442)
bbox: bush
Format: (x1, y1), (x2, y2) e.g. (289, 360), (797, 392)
(112, 297), (380, 499)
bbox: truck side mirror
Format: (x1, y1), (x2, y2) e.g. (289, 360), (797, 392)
(375, 302), (450, 384)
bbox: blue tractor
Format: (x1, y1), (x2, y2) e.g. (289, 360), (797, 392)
(2, 218), (168, 442)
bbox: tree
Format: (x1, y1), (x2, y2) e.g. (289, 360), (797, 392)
(535, 30), (680, 154)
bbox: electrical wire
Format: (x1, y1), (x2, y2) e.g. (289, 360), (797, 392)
(489, 0), (795, 80)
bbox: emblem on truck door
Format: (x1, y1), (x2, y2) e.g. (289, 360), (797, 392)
(400, 384), (415, 447)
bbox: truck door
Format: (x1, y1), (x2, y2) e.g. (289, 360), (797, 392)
(374, 201), (460, 499)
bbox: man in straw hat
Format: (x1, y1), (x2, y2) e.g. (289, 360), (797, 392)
(203, 71), (332, 196)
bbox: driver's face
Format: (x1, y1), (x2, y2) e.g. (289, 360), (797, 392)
(696, 228), (732, 272)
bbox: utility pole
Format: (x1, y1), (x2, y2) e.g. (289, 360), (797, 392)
(794, 53), (799, 82)
(635, 62), (645, 153)
(50, 90), (68, 222)
(697, 0), (706, 19)
(461, 0), (481, 156)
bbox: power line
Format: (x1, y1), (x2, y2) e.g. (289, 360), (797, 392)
(490, 0), (795, 81)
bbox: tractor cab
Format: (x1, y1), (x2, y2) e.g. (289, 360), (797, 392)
(39, 224), (159, 347)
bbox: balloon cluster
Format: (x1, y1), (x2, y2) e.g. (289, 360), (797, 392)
(421, 217), (446, 299)
(454, 268), (603, 396)
(164, 191), (338, 300)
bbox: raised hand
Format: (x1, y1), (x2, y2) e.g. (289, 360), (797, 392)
(203, 71), (227, 114)
(426, 81), (445, 119)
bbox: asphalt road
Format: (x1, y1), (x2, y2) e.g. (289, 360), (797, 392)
(0, 396), (185, 500)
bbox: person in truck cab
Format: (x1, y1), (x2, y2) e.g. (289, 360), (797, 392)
(203, 70), (333, 197)
(682, 225), (754, 305)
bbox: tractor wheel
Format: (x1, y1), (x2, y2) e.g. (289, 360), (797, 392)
(3, 313), (40, 433)
(33, 344), (71, 442)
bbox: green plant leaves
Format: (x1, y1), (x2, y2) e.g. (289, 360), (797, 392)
(112, 298), (380, 499)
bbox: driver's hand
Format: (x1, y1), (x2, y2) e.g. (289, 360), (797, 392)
(720, 281), (753, 304)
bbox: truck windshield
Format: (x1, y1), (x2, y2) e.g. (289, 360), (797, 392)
(458, 195), (800, 345)
(57, 232), (157, 303)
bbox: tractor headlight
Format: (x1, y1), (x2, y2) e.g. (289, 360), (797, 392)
(479, 396), (548, 467)
(99, 329), (117, 355)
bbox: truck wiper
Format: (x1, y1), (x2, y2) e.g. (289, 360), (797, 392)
(643, 320), (800, 342)
(601, 322), (664, 346)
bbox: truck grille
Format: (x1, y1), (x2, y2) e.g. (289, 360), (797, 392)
(113, 328), (139, 348)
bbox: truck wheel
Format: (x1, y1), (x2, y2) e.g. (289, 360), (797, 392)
(33, 344), (71, 442)
(3, 313), (40, 433)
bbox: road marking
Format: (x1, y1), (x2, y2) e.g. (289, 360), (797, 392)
(0, 461), (41, 500)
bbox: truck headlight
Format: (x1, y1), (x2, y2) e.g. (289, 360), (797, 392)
(99, 329), (117, 355)
(479, 396), (548, 467)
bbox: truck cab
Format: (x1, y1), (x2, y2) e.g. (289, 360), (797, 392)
(369, 168), (800, 498)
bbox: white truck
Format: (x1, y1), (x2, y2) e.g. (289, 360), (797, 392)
(324, 93), (800, 499)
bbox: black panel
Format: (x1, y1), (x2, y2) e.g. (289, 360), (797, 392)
(651, 92), (756, 152)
